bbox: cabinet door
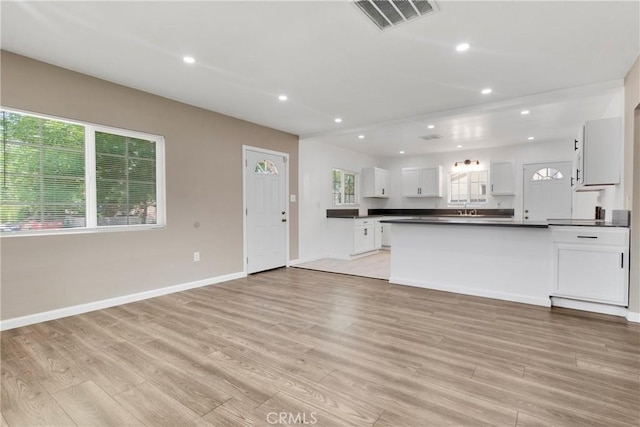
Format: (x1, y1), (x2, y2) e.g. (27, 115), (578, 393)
(554, 244), (628, 305)
(490, 161), (514, 195)
(381, 223), (391, 246)
(353, 226), (375, 254)
(420, 167), (442, 197)
(375, 168), (390, 197)
(575, 151), (584, 186)
(374, 224), (383, 249)
(583, 117), (621, 185)
(402, 169), (421, 197)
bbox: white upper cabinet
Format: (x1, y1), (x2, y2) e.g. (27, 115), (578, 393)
(489, 161), (515, 195)
(574, 117), (622, 188)
(402, 166), (442, 197)
(361, 167), (390, 198)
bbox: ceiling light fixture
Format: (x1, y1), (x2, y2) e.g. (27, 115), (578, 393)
(399, 151), (405, 154)
(358, 135), (365, 139)
(427, 124), (435, 129)
(334, 118), (342, 123)
(182, 56), (195, 64)
(456, 43), (470, 52)
(528, 136), (535, 140)
(481, 88), (492, 95)
(521, 110), (530, 115)
(278, 95), (288, 101)
(456, 145), (463, 148)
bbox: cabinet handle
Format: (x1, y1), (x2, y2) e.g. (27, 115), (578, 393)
(577, 235), (597, 239)
(382, 188), (385, 195)
(621, 253), (624, 268)
(576, 169), (580, 181)
(364, 228), (368, 236)
(381, 226), (383, 233)
(574, 139), (578, 151)
(491, 184), (494, 192)
(281, 219), (287, 222)
(571, 177), (574, 186)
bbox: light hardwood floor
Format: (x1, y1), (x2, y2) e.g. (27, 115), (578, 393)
(1, 268), (639, 426)
(295, 251), (390, 280)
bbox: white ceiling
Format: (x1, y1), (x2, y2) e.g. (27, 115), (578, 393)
(1, 1), (638, 157)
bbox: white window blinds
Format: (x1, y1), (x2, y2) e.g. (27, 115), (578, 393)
(0, 109), (165, 234)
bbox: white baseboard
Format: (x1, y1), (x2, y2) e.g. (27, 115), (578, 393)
(626, 311), (640, 323)
(389, 277), (551, 307)
(289, 255), (326, 266)
(0, 271), (246, 331)
(550, 297), (628, 318)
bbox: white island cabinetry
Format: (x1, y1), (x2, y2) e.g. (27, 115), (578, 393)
(387, 220), (553, 306)
(327, 218), (378, 259)
(552, 227), (629, 306)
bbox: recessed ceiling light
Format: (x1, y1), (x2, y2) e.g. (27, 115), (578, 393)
(528, 136), (535, 140)
(481, 88), (492, 95)
(358, 135), (365, 139)
(278, 95), (288, 101)
(182, 56), (195, 64)
(399, 151), (405, 154)
(427, 124), (435, 129)
(521, 110), (530, 115)
(456, 145), (463, 148)
(456, 43), (470, 52)
(334, 118), (342, 123)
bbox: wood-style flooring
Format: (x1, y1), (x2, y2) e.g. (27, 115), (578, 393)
(1, 267), (639, 426)
(294, 251), (390, 280)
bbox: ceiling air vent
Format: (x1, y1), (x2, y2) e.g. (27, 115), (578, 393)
(354, 0), (438, 30)
(420, 134), (443, 141)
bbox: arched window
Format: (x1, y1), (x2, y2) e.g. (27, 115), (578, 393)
(254, 160), (278, 175)
(531, 168), (563, 181)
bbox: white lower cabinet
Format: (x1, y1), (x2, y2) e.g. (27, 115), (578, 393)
(552, 227), (629, 306)
(374, 220), (383, 249)
(327, 218), (378, 259)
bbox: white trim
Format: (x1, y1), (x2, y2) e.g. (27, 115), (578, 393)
(242, 145), (290, 275)
(289, 255), (327, 266)
(85, 126), (98, 228)
(0, 271), (246, 331)
(626, 311), (640, 323)
(389, 277), (551, 307)
(1, 224), (165, 238)
(550, 297), (628, 318)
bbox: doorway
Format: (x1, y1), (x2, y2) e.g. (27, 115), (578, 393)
(523, 161), (572, 221)
(243, 147), (289, 274)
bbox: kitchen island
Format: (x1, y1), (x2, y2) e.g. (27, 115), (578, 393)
(381, 218), (553, 306)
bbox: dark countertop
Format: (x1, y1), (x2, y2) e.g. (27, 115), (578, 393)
(381, 218), (629, 228)
(547, 219), (629, 228)
(326, 215), (382, 219)
(380, 218), (549, 228)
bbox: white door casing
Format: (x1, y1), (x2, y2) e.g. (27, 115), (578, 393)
(523, 161), (572, 222)
(244, 147), (288, 274)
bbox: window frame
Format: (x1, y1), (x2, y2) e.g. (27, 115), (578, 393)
(448, 169), (488, 206)
(1, 107), (166, 237)
(332, 168), (358, 206)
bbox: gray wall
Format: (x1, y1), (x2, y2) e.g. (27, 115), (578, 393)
(0, 51), (299, 320)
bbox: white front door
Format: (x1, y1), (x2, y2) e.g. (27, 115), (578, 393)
(245, 149), (287, 274)
(523, 162), (572, 221)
